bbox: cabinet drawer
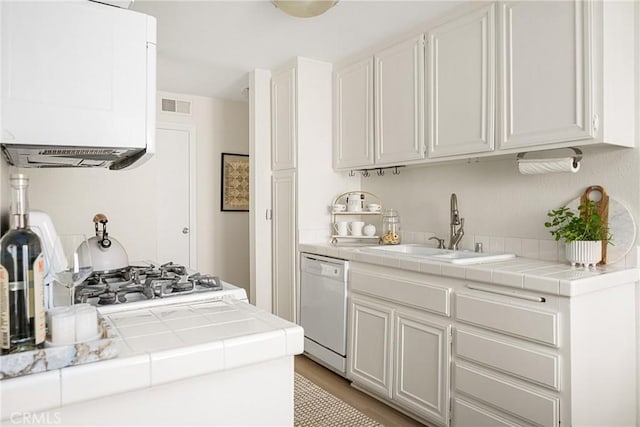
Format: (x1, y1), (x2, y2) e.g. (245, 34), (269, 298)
(452, 398), (521, 427)
(455, 329), (559, 390)
(455, 363), (559, 427)
(455, 293), (558, 346)
(350, 269), (450, 316)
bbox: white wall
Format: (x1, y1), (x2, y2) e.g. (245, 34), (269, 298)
(362, 147), (640, 247)
(296, 57), (355, 243)
(155, 92), (250, 291)
(20, 91), (250, 294)
(21, 163), (159, 259)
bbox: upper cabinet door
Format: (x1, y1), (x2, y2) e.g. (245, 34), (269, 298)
(333, 58), (375, 170)
(427, 4), (495, 158)
(271, 68), (297, 171)
(374, 36), (425, 166)
(498, 0), (593, 149)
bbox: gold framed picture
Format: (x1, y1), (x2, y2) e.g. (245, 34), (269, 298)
(221, 153), (249, 212)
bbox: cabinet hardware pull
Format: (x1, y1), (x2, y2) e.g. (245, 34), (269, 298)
(466, 284), (546, 303)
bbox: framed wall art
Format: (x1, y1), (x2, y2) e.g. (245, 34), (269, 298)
(221, 153), (249, 212)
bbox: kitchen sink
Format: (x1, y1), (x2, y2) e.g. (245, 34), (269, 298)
(360, 244), (516, 265)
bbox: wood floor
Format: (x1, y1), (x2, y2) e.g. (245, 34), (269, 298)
(295, 355), (427, 427)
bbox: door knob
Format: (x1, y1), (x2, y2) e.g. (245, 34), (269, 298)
(182, 227), (190, 234)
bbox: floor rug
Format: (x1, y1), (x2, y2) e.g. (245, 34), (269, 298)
(294, 373), (384, 427)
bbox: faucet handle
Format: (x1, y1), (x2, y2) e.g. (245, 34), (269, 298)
(429, 236), (445, 249)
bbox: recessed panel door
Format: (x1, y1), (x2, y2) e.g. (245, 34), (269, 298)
(155, 126), (192, 268)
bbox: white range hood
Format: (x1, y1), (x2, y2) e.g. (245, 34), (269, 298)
(1, 1), (156, 170)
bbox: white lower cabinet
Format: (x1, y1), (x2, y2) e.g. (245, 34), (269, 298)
(271, 170), (296, 323)
(452, 397), (521, 427)
(453, 289), (562, 426)
(348, 263), (453, 426)
(349, 296), (393, 398)
(394, 309), (451, 425)
(454, 362), (559, 427)
(345, 261), (637, 427)
(349, 294), (451, 426)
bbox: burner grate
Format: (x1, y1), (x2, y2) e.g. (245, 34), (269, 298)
(73, 263), (223, 306)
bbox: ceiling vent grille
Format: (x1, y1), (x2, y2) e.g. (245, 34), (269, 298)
(161, 97), (192, 115)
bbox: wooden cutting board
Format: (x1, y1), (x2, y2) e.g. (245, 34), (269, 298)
(579, 185), (609, 265)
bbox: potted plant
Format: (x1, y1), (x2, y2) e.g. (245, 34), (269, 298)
(544, 199), (611, 268)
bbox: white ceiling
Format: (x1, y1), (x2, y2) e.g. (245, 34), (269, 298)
(131, 0), (463, 101)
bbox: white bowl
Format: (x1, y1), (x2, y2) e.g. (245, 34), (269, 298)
(366, 204), (381, 212)
(332, 204), (346, 212)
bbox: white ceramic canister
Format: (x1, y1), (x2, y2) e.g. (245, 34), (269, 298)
(346, 194), (362, 212)
(363, 224), (376, 236)
(349, 221), (365, 236)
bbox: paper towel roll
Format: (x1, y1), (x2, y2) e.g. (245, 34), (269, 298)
(517, 157), (580, 175)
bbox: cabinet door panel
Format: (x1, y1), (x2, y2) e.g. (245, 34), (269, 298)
(456, 293), (558, 347)
(455, 329), (559, 390)
(333, 58), (374, 169)
(375, 36), (425, 165)
(271, 68), (297, 170)
(453, 398), (521, 427)
(271, 171), (296, 322)
(427, 3), (495, 157)
(394, 311), (450, 425)
(454, 363), (559, 427)
(348, 296), (393, 398)
(350, 267), (450, 316)
(498, 0), (592, 148)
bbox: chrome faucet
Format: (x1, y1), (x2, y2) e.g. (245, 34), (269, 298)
(448, 193), (465, 250)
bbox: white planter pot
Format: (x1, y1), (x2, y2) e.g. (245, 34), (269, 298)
(565, 240), (602, 268)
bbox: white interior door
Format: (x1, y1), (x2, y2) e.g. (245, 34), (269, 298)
(155, 124), (196, 268)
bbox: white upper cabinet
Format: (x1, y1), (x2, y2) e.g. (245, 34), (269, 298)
(333, 57), (374, 170)
(374, 35), (425, 166)
(271, 68), (297, 170)
(333, 0), (635, 168)
(427, 4), (495, 158)
(497, 0), (592, 149)
(333, 35), (425, 171)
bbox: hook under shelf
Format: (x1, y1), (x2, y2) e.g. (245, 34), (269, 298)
(349, 165), (404, 177)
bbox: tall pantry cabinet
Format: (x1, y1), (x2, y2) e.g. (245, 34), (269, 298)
(271, 66), (297, 322)
(270, 57), (351, 323)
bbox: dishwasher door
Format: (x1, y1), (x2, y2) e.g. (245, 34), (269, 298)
(300, 254), (348, 374)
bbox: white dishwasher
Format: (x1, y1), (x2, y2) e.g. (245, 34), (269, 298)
(300, 253), (348, 376)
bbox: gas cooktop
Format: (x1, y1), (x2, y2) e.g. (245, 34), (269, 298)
(73, 262), (234, 307)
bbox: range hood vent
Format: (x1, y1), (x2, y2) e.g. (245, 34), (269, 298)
(1, 145), (146, 170)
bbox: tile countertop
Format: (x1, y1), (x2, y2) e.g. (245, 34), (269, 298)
(299, 243), (640, 297)
(1, 298), (303, 419)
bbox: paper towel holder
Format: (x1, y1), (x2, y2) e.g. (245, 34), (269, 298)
(516, 147), (583, 168)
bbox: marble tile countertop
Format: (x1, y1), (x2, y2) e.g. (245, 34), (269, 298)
(300, 243), (640, 297)
(1, 298), (303, 420)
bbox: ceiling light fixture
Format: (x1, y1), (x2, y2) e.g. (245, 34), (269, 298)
(271, 0), (339, 18)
